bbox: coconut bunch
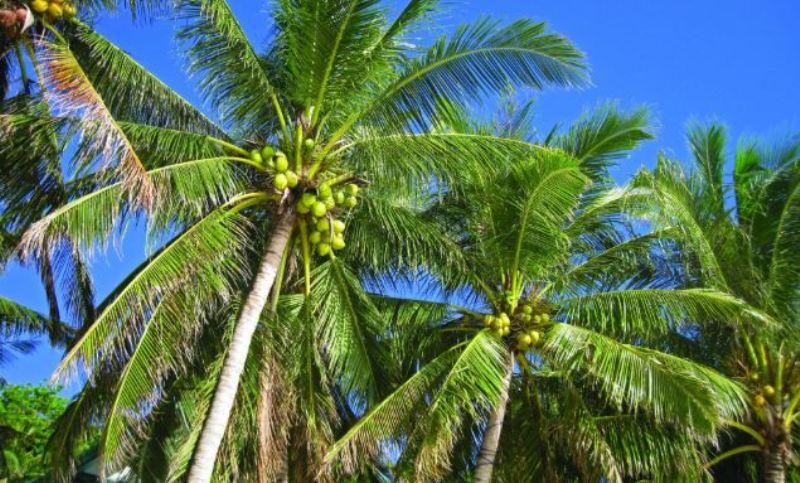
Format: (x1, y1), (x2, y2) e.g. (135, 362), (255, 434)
(482, 299), (552, 352)
(246, 140), (360, 258)
(0, 3), (31, 38)
(299, 182), (359, 257)
(28, 0), (76, 23)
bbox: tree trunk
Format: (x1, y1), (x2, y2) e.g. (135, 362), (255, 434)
(38, 246), (60, 325)
(474, 356), (513, 483)
(763, 443), (787, 483)
(187, 212), (295, 483)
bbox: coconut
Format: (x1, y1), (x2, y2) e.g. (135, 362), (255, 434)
(501, 326), (511, 336)
(301, 193), (317, 208)
(754, 394), (766, 407)
(286, 171), (299, 188)
(522, 305), (532, 315)
(331, 236), (346, 250)
(764, 385), (776, 397)
(316, 219), (329, 232)
(309, 231), (322, 244)
(273, 173), (288, 190)
(261, 145), (274, 159)
(334, 191), (345, 204)
(318, 184), (332, 199)
(324, 197), (336, 209)
(541, 313), (550, 322)
(311, 202), (327, 218)
(528, 330), (541, 345)
(332, 219), (345, 233)
(249, 149), (263, 164)
(533, 315), (542, 324)
(520, 314), (531, 323)
(345, 196), (357, 208)
(499, 313), (510, 324)
(274, 152), (289, 172)
(47, 2), (62, 17)
(317, 243), (331, 256)
(346, 183), (359, 196)
(518, 334), (532, 346)
(63, 3), (75, 17)
(483, 316), (493, 327)
(297, 202), (310, 214)
(304, 138), (315, 150)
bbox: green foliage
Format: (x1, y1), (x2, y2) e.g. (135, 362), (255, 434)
(0, 383), (79, 481)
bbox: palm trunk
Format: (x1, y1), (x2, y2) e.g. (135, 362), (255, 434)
(70, 241), (96, 325)
(187, 212), (295, 483)
(763, 443), (787, 483)
(474, 356), (513, 483)
(38, 246), (60, 324)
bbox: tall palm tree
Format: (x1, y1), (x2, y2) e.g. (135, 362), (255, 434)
(326, 106), (764, 482)
(634, 124), (800, 483)
(8, 1), (590, 479)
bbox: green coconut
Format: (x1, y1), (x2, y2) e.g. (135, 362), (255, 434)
(332, 220), (346, 233)
(274, 152), (289, 172)
(316, 219), (330, 232)
(334, 191), (345, 204)
(301, 193), (317, 208)
(286, 171), (299, 188)
(273, 173), (288, 190)
(261, 145), (275, 159)
(522, 305), (533, 315)
(317, 243), (331, 256)
(312, 202), (327, 218)
(304, 138), (316, 150)
(250, 149), (263, 164)
(346, 183), (359, 196)
(309, 231), (322, 244)
(331, 236), (346, 250)
(345, 196), (357, 208)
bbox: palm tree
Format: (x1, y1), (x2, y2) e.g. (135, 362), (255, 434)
(0, 295), (69, 366)
(8, 1), (590, 479)
(634, 124), (800, 483)
(1, 95), (96, 328)
(326, 106), (764, 482)
(1, 0), (169, 103)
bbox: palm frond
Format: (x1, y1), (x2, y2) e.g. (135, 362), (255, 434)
(176, 0), (278, 134)
(63, 21), (226, 136)
(543, 323), (746, 435)
(558, 288), (771, 339)
(52, 206), (251, 382)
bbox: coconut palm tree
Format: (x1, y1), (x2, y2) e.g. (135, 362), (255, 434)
(634, 124), (800, 483)
(1, 95), (96, 328)
(1, 0), (170, 104)
(325, 106), (765, 482)
(8, 1), (590, 479)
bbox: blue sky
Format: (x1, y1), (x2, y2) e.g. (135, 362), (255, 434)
(2, 0), (798, 390)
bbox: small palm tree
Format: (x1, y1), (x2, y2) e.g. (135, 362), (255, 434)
(634, 124), (800, 483)
(326, 106), (762, 482)
(9, 1), (590, 479)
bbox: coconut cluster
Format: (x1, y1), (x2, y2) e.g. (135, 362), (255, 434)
(0, 4), (29, 38)
(300, 183), (359, 256)
(29, 0), (76, 22)
(482, 300), (551, 352)
(249, 141), (359, 258)
(752, 381), (778, 408)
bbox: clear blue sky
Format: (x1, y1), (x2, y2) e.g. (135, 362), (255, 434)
(2, 0), (798, 390)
